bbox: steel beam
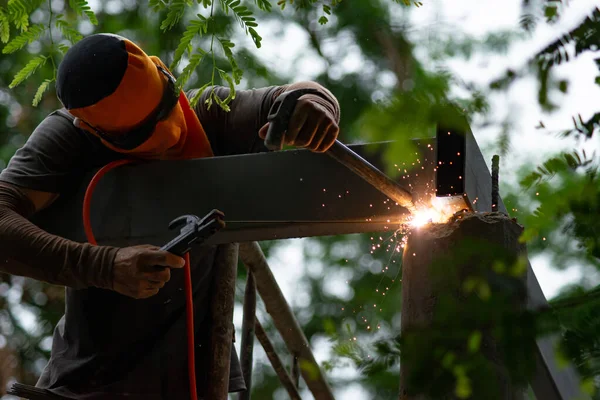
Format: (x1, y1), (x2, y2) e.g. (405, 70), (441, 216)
(31, 140), (439, 246)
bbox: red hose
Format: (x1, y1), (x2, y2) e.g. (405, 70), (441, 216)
(82, 159), (198, 400)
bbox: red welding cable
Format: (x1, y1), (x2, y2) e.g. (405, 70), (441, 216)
(82, 159), (198, 400)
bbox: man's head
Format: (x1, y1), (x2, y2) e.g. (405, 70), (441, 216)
(57, 33), (188, 157)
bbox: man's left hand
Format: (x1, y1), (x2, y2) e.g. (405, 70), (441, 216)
(258, 96), (339, 153)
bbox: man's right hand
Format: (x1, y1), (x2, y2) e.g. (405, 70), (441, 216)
(112, 244), (185, 299)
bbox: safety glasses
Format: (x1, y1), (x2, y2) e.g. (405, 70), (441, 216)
(73, 65), (180, 150)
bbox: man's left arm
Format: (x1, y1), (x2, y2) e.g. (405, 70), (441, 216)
(191, 81), (340, 156)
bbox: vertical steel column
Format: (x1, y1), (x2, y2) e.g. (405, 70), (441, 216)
(238, 272), (257, 400)
(255, 320), (302, 400)
(207, 243), (239, 400)
(240, 241), (335, 400)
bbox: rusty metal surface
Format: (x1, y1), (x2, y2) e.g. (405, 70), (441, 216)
(400, 214), (528, 400)
(240, 242), (335, 400)
(238, 272), (257, 400)
(255, 320), (302, 400)
(207, 243), (239, 400)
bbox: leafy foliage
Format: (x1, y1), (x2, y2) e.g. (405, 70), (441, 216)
(55, 17), (83, 44)
(2, 24), (44, 54)
(170, 14), (208, 72)
(6, 0), (44, 32)
(0, 7), (10, 43)
(520, 149), (594, 188)
(33, 79), (53, 106)
(68, 0), (98, 25)
(9, 55), (47, 88)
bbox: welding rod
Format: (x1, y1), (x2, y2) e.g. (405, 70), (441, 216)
(325, 140), (416, 214)
(265, 88), (417, 214)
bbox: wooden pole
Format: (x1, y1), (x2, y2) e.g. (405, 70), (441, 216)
(400, 213), (529, 400)
(239, 242), (336, 400)
(207, 243), (239, 400)
(255, 320), (302, 400)
(238, 272), (257, 400)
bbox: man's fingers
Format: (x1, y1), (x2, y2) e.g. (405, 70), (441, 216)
(142, 266), (171, 283)
(258, 123), (269, 139)
(293, 112), (323, 148)
(141, 250), (185, 268)
(284, 105), (309, 146)
(316, 123), (339, 153)
(309, 120), (332, 151)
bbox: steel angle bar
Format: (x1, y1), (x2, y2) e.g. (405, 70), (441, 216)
(31, 140), (438, 246)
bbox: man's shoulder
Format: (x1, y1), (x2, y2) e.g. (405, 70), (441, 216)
(0, 109), (113, 193)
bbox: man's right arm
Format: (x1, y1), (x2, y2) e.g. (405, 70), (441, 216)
(0, 112), (184, 297)
(0, 181), (118, 289)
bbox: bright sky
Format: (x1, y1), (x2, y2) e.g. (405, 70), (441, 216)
(229, 1), (600, 399)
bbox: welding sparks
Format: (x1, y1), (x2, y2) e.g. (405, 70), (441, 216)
(409, 209), (437, 227)
(408, 197), (455, 228)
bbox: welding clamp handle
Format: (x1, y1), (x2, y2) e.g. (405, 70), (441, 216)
(160, 210), (225, 257)
(264, 88), (324, 151)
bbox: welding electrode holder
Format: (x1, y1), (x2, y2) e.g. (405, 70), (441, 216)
(160, 209), (225, 256)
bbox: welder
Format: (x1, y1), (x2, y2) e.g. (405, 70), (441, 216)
(0, 33), (340, 399)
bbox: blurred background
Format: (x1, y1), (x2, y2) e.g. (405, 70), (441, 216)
(0, 0), (599, 398)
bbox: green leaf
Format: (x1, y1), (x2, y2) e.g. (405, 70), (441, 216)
(32, 78), (52, 106)
(454, 373), (472, 399)
(0, 7), (10, 43)
(176, 48), (206, 90)
(221, 0), (262, 48)
(544, 5), (558, 22)
(476, 282), (491, 300)
(55, 18), (83, 43)
(299, 359), (320, 381)
(219, 38), (243, 84)
(558, 79), (568, 93)
(467, 331), (482, 353)
(254, 0), (272, 12)
(9, 55), (47, 88)
(57, 43), (70, 53)
(248, 26), (262, 48)
(148, 0), (167, 12)
(68, 0), (98, 25)
(217, 68), (236, 109)
(171, 15), (207, 71)
(3, 23), (44, 54)
(189, 82), (210, 108)
(160, 0), (187, 31)
(7, 0), (44, 31)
